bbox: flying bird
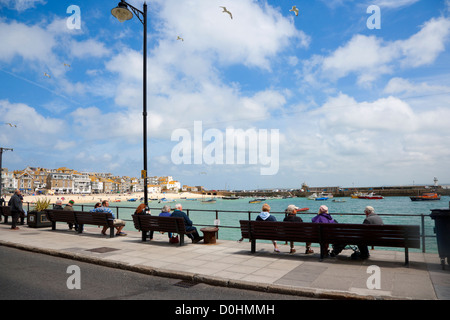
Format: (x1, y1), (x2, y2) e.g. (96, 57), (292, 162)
(176, 36), (184, 41)
(220, 6), (233, 19)
(64, 63), (71, 67)
(44, 72), (51, 78)
(290, 6), (299, 16)
(4, 123), (17, 127)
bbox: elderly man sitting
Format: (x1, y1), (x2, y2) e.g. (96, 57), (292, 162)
(171, 203), (203, 243)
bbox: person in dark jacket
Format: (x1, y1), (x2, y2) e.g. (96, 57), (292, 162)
(8, 190), (25, 230)
(53, 199), (64, 210)
(171, 204), (203, 243)
(283, 205), (304, 254)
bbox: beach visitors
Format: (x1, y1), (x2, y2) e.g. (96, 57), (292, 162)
(94, 200), (127, 236)
(256, 203), (280, 253)
(53, 199), (63, 210)
(8, 189), (25, 230)
(283, 205), (302, 254)
(134, 203), (147, 215)
(352, 206), (384, 260)
(312, 205), (336, 257)
(171, 203), (203, 243)
(160, 205), (173, 240)
(64, 200), (77, 231)
(283, 204), (314, 254)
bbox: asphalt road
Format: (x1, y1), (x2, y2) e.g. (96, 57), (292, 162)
(0, 245), (313, 302)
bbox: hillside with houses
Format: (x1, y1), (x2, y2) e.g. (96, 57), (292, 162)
(0, 166), (203, 195)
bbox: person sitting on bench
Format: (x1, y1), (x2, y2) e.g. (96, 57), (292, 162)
(171, 204), (203, 243)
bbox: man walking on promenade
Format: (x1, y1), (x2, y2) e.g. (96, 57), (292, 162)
(8, 189), (25, 230)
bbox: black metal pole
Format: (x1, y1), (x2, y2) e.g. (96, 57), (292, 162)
(143, 2), (148, 208)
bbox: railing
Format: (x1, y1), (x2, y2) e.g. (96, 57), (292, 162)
(21, 202), (436, 253)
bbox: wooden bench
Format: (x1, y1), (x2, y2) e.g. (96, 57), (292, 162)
(1, 206), (25, 224)
(45, 209), (116, 238)
(132, 214), (195, 246)
(239, 220), (421, 266)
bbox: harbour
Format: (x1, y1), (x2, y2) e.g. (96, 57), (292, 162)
(46, 195), (450, 255)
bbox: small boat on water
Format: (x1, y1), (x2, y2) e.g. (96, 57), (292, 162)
(127, 198), (137, 202)
(332, 199), (347, 203)
(351, 193), (364, 199)
(358, 192), (384, 200)
(297, 207), (309, 212)
(410, 192), (440, 201)
(201, 199), (216, 203)
(249, 198), (266, 204)
(223, 196), (240, 200)
(308, 192), (333, 200)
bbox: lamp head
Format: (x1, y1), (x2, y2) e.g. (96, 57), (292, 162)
(111, 1), (133, 22)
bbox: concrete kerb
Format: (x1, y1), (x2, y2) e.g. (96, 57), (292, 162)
(0, 239), (404, 300)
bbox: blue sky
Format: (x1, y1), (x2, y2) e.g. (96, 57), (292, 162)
(1, 0), (449, 190)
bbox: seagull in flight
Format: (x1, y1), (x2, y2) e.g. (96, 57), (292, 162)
(220, 6), (233, 19)
(177, 36), (184, 41)
(64, 63), (71, 67)
(4, 123), (17, 127)
(44, 72), (51, 78)
(290, 6), (299, 16)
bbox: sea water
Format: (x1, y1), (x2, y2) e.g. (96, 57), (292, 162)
(77, 196), (449, 254)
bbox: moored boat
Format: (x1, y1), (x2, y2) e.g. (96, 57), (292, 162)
(358, 192), (384, 199)
(410, 192), (440, 201)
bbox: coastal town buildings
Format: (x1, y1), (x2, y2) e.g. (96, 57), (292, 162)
(0, 166), (187, 195)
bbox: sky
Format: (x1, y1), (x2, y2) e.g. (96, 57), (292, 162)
(0, 0), (449, 190)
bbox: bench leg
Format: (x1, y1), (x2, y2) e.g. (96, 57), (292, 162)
(141, 231), (147, 241)
(405, 247), (409, 267)
(180, 234), (184, 246)
(251, 239), (256, 253)
(78, 224), (83, 234)
(110, 227), (115, 238)
(52, 221), (56, 230)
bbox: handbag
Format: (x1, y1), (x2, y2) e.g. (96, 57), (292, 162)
(169, 234), (179, 244)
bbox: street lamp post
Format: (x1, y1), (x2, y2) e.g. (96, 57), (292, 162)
(0, 147), (13, 204)
(111, 1), (148, 207)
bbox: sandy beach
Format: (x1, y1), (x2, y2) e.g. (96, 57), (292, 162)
(20, 192), (204, 205)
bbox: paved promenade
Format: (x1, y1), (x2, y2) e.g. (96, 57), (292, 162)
(0, 222), (449, 300)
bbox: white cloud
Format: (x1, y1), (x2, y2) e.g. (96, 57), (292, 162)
(0, 0), (46, 12)
(69, 39), (111, 59)
(0, 99), (65, 147)
(0, 20), (56, 63)
(153, 0), (308, 70)
(397, 17), (450, 67)
(373, 0), (419, 9)
(309, 16), (450, 86)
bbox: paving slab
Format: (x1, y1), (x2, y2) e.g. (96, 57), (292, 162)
(0, 222), (449, 300)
